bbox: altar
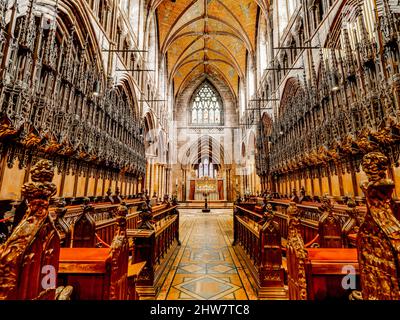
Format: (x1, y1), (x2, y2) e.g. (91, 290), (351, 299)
(188, 177), (224, 200)
(194, 191), (219, 200)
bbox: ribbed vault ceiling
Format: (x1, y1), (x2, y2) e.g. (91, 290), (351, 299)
(154, 0), (268, 98)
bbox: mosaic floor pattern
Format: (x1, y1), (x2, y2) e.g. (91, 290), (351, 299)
(157, 209), (257, 300)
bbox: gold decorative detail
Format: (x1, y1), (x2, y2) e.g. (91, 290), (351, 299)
(0, 116), (18, 140)
(286, 202), (308, 300)
(55, 286), (74, 300)
(20, 128), (42, 148)
(355, 128), (376, 153)
(40, 133), (62, 154)
(361, 152), (389, 183)
(358, 152), (400, 300)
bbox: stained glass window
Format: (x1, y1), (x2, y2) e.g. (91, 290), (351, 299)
(197, 158), (217, 178)
(191, 82), (223, 125)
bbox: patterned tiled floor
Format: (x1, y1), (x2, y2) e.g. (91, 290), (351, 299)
(157, 209), (257, 300)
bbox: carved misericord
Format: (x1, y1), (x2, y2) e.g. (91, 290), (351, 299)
(357, 152), (400, 300)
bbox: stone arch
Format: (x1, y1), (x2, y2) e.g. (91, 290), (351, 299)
(143, 112), (157, 151)
(279, 77), (304, 117)
(174, 74), (238, 127)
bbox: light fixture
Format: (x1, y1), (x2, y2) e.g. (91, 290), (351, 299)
(331, 85), (340, 92)
(93, 80), (100, 97)
(331, 73), (340, 92)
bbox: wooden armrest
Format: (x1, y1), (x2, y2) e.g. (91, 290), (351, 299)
(282, 258), (288, 271)
(59, 248), (111, 274)
(304, 234), (319, 247)
(128, 261), (147, 278)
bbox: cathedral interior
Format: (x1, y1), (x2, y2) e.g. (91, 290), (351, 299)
(0, 0), (400, 301)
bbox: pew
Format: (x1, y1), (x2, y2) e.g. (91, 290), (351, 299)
(233, 208), (287, 299)
(128, 198), (180, 299)
(233, 194), (354, 299)
(0, 160), (72, 300)
(266, 197), (365, 248)
(286, 202), (359, 300)
(57, 203), (130, 300)
(53, 198), (142, 248)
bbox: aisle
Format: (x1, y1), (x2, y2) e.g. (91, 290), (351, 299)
(157, 209), (257, 300)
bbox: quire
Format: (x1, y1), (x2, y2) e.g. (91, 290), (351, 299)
(0, 0), (399, 302)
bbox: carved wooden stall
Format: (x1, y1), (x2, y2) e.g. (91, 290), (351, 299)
(0, 0), (146, 214)
(267, 197), (364, 248)
(57, 203), (130, 300)
(0, 160), (71, 300)
(235, 194), (351, 251)
(286, 202), (359, 300)
(234, 194), (361, 299)
(233, 202), (287, 299)
(260, 1), (400, 202)
(0, 159), (145, 300)
(128, 199), (180, 299)
(52, 199), (143, 248)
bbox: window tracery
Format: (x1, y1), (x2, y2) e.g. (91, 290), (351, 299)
(190, 82), (223, 126)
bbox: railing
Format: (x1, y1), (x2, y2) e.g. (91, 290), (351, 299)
(154, 214), (179, 266)
(235, 215), (261, 266)
(152, 204), (177, 222)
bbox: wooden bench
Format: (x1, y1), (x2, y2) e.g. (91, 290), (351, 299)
(128, 205), (180, 299)
(235, 196), (343, 252)
(267, 198), (365, 248)
(233, 206), (287, 299)
(286, 202), (359, 300)
(0, 160), (72, 300)
(58, 248), (112, 300)
(287, 246), (359, 300)
(57, 203), (131, 300)
(54, 199), (142, 248)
